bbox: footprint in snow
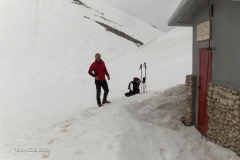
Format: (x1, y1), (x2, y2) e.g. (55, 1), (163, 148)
(160, 148), (172, 160)
(42, 151), (50, 159)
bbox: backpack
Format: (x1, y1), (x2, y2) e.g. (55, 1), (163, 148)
(125, 77), (141, 97)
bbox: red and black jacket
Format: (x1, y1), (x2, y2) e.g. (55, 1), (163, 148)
(88, 60), (109, 80)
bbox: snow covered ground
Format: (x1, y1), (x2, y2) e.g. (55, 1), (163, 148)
(0, 0), (239, 160)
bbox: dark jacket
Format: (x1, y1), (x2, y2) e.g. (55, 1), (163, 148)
(88, 59), (109, 80)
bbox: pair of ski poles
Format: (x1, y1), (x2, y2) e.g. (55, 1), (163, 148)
(139, 62), (147, 94)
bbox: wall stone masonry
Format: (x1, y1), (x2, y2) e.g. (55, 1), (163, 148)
(207, 82), (240, 155)
(181, 75), (196, 126)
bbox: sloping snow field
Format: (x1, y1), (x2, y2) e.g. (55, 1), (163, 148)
(0, 0), (239, 159)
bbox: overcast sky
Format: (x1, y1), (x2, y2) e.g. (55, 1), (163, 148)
(99, 0), (182, 32)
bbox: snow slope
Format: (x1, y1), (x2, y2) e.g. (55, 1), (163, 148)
(108, 27), (193, 94)
(0, 0), (38, 88)
(98, 0), (182, 32)
(0, 0), (239, 160)
(0, 0), (163, 89)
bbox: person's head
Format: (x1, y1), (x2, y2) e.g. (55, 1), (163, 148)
(95, 53), (101, 62)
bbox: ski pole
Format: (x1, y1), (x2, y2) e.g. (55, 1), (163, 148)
(139, 64), (142, 95)
(143, 62), (147, 93)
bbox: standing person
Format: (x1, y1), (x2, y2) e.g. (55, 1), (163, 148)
(88, 53), (111, 107)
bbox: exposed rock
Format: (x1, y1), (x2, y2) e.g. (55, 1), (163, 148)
(95, 21), (144, 47)
(72, 0), (90, 9)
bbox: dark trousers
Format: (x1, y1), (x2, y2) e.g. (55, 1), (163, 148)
(95, 80), (109, 104)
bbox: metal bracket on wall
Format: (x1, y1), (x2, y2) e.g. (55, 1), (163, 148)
(210, 4), (214, 18)
(207, 48), (215, 50)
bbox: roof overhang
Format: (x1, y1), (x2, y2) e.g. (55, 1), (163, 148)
(168, 0), (240, 27)
(168, 0), (205, 26)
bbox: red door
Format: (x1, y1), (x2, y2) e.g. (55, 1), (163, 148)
(198, 49), (212, 136)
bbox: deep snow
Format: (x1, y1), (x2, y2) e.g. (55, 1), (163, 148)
(0, 0), (239, 160)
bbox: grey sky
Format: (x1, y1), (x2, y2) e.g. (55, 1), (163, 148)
(99, 0), (182, 32)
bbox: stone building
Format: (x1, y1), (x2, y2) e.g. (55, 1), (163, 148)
(168, 0), (240, 155)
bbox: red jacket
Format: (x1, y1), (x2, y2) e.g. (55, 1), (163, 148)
(88, 59), (109, 80)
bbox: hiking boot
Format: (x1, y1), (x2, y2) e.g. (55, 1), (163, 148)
(102, 100), (111, 104)
(98, 103), (103, 107)
(125, 92), (134, 97)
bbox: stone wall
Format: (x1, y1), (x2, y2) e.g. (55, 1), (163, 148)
(181, 75), (196, 126)
(207, 83), (240, 155)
